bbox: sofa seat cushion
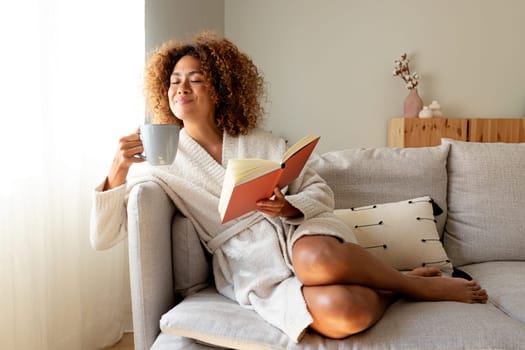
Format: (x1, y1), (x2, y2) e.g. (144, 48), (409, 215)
(461, 261), (525, 324)
(160, 287), (294, 350)
(443, 139), (525, 266)
(160, 287), (525, 349)
(350, 298), (525, 350)
(308, 144), (450, 236)
(151, 332), (219, 350)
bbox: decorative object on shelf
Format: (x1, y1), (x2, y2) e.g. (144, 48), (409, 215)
(429, 100), (443, 117)
(393, 53), (423, 118)
(418, 106), (433, 119)
(403, 88), (424, 118)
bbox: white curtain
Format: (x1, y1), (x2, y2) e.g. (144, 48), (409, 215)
(0, 1), (144, 349)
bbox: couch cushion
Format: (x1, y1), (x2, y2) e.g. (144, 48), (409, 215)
(151, 332), (219, 350)
(461, 261), (525, 324)
(160, 288), (292, 350)
(351, 299), (525, 350)
(308, 144), (450, 237)
(171, 213), (210, 297)
(160, 287), (525, 349)
(334, 196), (453, 272)
(442, 139), (525, 265)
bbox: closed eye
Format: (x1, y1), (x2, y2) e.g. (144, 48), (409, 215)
(170, 79), (202, 84)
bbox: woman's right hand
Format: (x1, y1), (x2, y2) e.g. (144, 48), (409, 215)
(103, 128), (145, 190)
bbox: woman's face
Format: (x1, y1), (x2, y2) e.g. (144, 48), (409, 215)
(168, 55), (215, 124)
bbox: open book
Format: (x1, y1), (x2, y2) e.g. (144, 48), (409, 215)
(218, 134), (320, 223)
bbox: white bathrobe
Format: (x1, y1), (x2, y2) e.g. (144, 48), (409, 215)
(90, 128), (356, 342)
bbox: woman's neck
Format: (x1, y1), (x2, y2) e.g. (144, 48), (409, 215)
(185, 123), (223, 164)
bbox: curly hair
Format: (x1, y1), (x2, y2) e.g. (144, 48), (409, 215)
(144, 31), (266, 136)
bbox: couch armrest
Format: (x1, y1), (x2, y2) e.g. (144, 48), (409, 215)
(128, 181), (176, 350)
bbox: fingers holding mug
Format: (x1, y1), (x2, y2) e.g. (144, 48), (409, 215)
(117, 130), (145, 165)
(105, 129), (145, 190)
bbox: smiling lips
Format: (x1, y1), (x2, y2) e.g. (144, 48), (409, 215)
(176, 97), (194, 104)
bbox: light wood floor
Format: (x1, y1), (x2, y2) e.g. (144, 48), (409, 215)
(106, 333), (134, 350)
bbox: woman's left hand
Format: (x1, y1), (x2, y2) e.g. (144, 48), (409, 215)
(256, 187), (302, 219)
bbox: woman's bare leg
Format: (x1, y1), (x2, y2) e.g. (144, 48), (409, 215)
(301, 267), (446, 338)
(302, 284), (392, 338)
(293, 235), (488, 303)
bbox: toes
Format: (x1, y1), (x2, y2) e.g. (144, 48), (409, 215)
(469, 284), (482, 292)
(477, 295), (488, 303)
(471, 289), (488, 303)
(466, 279), (481, 288)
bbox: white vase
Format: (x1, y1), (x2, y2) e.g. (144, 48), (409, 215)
(429, 100), (443, 117)
(419, 106), (433, 119)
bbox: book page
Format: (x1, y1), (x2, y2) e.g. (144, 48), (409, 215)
(227, 158), (280, 184)
(219, 167), (283, 223)
(281, 134), (320, 163)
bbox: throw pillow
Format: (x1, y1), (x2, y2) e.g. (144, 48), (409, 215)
(334, 196), (453, 272)
(307, 144), (450, 237)
(442, 139), (525, 266)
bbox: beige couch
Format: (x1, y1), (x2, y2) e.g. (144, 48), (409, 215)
(127, 138), (525, 350)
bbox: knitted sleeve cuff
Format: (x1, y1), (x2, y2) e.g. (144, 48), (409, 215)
(90, 180), (128, 250)
(285, 192), (320, 223)
(93, 180), (127, 212)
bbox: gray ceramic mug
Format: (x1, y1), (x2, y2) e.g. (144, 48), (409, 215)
(139, 124), (180, 166)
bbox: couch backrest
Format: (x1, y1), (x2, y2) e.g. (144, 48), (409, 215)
(308, 144), (451, 236)
(173, 144), (452, 297)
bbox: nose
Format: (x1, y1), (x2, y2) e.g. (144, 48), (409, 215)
(177, 79), (191, 94)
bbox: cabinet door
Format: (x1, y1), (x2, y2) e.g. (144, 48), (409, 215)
(468, 118), (525, 143)
(388, 117), (468, 147)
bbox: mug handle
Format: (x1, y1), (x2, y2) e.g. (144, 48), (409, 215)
(135, 130), (146, 160)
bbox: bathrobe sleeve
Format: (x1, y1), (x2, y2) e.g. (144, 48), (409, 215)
(283, 166), (335, 225)
(89, 180), (128, 250)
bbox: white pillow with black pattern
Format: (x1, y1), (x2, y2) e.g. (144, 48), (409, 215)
(334, 196), (453, 272)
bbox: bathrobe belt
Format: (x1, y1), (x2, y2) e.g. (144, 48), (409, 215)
(206, 213), (265, 253)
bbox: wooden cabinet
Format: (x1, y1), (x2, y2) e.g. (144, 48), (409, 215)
(388, 118), (467, 147)
(388, 117), (525, 147)
(468, 118), (525, 143)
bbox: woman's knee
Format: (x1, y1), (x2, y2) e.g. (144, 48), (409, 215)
(304, 285), (380, 338)
(292, 236), (340, 284)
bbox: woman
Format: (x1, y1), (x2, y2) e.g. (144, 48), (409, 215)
(91, 32), (487, 342)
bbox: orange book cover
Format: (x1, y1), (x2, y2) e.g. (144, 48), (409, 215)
(219, 135), (320, 223)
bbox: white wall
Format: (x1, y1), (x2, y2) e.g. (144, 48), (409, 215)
(145, 1), (525, 151)
(145, 0), (224, 51)
(225, 0), (525, 151)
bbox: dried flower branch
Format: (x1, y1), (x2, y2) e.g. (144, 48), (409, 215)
(393, 53), (419, 90)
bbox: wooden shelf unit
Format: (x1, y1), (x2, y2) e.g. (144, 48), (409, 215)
(388, 117), (525, 147)
(468, 118), (525, 143)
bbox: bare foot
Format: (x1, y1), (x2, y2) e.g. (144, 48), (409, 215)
(376, 268), (441, 300)
(406, 275), (488, 303)
(406, 266), (442, 277)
